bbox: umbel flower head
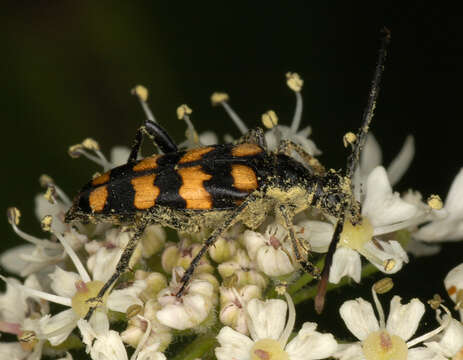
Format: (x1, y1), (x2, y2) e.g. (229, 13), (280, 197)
(1, 72), (462, 360)
(215, 293), (337, 360)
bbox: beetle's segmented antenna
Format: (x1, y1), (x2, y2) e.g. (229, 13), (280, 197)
(315, 29), (391, 314)
(346, 28), (391, 183)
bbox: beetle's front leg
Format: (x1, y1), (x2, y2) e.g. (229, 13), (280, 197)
(278, 139), (325, 175)
(278, 205), (320, 278)
(84, 222), (147, 320)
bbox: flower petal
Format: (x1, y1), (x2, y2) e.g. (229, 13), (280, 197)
(386, 296), (424, 341)
(332, 342), (364, 360)
(361, 133), (382, 178)
(443, 168), (463, 215)
(40, 308), (78, 346)
(49, 267), (80, 298)
(255, 246), (295, 277)
(363, 240), (408, 274)
(407, 346), (447, 360)
(362, 166), (419, 228)
(285, 322), (337, 360)
(425, 317), (463, 357)
(215, 326), (254, 360)
(329, 247), (361, 284)
(387, 135), (414, 186)
(107, 280), (146, 313)
(247, 298), (287, 341)
(243, 230), (266, 260)
(298, 220), (333, 253)
(90, 330), (128, 360)
(339, 298), (379, 341)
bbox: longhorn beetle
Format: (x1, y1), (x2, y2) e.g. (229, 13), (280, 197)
(65, 29), (390, 320)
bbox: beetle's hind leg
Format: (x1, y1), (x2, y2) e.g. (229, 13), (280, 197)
(278, 205), (320, 279)
(84, 222), (147, 320)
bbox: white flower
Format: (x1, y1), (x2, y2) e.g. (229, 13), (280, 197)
(0, 274), (48, 360)
(424, 315), (463, 359)
(356, 133), (415, 193)
(218, 249), (268, 290)
(414, 169), (463, 242)
(121, 299), (172, 352)
(244, 223), (297, 277)
(78, 313), (166, 360)
(335, 285), (449, 360)
(156, 267), (216, 331)
(219, 285), (261, 335)
(215, 293), (337, 360)
(444, 263), (463, 320)
(2, 232), (145, 346)
(301, 166), (423, 283)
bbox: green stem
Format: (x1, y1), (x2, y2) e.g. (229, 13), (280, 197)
(171, 332), (218, 360)
(288, 258), (325, 295)
(293, 263), (378, 305)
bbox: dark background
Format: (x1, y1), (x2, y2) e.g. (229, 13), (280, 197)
(1, 2), (462, 334)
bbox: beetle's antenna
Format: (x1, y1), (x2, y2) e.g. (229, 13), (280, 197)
(315, 28), (391, 313)
(346, 28), (391, 183)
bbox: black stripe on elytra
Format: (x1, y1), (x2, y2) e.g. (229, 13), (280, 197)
(202, 161), (249, 209)
(153, 152), (186, 208)
(104, 164), (137, 214)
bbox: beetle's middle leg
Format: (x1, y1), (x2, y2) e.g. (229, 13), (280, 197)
(176, 194), (257, 298)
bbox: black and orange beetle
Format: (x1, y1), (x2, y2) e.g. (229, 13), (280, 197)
(65, 30), (390, 319)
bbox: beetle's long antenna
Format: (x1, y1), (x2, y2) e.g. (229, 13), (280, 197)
(315, 29), (391, 313)
(346, 28), (391, 183)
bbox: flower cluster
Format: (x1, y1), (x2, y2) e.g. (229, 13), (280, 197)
(2, 74), (463, 360)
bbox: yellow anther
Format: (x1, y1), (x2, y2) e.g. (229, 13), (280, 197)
(261, 110), (279, 129)
(7, 207), (21, 226)
(373, 278), (394, 294)
(68, 144), (84, 158)
(82, 138), (100, 151)
(286, 72), (303, 92)
(427, 294), (443, 310)
(131, 85), (149, 102)
(211, 92), (229, 105)
(39, 174), (54, 187)
(275, 282), (288, 296)
(176, 104), (193, 120)
(427, 194), (443, 210)
(383, 259), (396, 272)
(41, 215), (53, 232)
(343, 132), (357, 148)
(44, 185), (56, 204)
